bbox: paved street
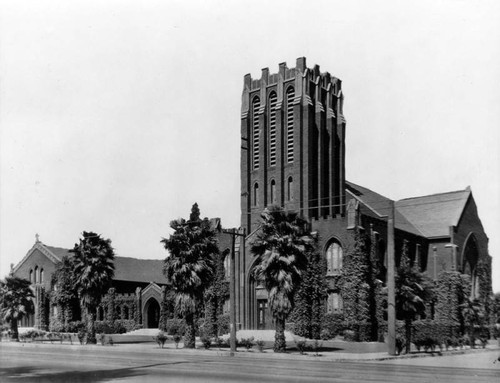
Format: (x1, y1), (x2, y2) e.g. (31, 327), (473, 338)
(1, 342), (499, 382)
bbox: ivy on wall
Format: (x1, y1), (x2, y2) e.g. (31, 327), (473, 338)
(289, 250), (328, 339)
(341, 230), (371, 340)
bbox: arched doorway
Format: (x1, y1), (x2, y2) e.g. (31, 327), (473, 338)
(248, 264), (273, 330)
(144, 298), (160, 329)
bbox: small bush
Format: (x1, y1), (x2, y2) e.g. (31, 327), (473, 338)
(295, 340), (307, 355)
(166, 319), (186, 336)
(77, 329), (86, 345)
(311, 339), (322, 356)
(108, 336), (114, 346)
(100, 333), (106, 346)
(67, 321), (85, 334)
(200, 335), (212, 349)
(217, 314), (230, 336)
(321, 313), (344, 339)
(256, 339), (265, 352)
(214, 337), (225, 348)
(173, 334), (182, 348)
(155, 331), (168, 349)
(240, 337), (254, 351)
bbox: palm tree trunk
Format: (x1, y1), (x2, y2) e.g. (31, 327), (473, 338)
(184, 314), (196, 348)
(10, 319), (19, 342)
(405, 318), (412, 354)
(274, 317), (286, 353)
(86, 308), (97, 344)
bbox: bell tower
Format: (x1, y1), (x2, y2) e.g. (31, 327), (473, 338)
(240, 57), (346, 233)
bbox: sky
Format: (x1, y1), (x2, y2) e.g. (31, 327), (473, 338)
(1, 0), (499, 291)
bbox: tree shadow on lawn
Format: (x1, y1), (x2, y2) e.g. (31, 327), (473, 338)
(0, 361), (192, 383)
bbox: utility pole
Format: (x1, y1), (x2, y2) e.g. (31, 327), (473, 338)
(222, 227), (245, 356)
(387, 201), (396, 355)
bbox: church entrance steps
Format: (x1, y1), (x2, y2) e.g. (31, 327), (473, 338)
(219, 329), (295, 342)
(125, 328), (160, 336)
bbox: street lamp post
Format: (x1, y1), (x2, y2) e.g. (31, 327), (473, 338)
(222, 227), (246, 356)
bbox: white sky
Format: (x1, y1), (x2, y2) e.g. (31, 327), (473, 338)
(1, 0), (499, 291)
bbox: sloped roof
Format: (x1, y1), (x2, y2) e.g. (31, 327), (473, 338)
(346, 181), (423, 236)
(23, 243), (166, 284)
(113, 257), (166, 284)
(395, 189), (471, 238)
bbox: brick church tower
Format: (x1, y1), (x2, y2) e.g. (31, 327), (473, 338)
(240, 57), (347, 233)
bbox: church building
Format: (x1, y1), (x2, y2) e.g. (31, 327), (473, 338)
(11, 57), (492, 335)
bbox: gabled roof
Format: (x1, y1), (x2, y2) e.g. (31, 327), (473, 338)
(113, 257), (166, 284)
(346, 181), (423, 236)
(346, 181), (472, 239)
(14, 242), (166, 284)
(395, 188), (471, 238)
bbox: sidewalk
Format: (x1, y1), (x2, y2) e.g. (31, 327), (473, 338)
(2, 337), (499, 365)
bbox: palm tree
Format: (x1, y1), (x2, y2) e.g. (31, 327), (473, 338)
(71, 231), (115, 344)
(161, 203), (218, 348)
(0, 275), (34, 341)
(250, 207), (316, 352)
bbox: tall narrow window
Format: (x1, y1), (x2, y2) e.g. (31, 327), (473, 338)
(286, 87), (295, 162)
(270, 179), (276, 204)
(326, 241), (343, 275)
(327, 292), (343, 313)
(287, 176), (293, 201)
(40, 268), (44, 283)
(253, 183), (259, 206)
(34, 266), (38, 283)
(29, 269), (33, 283)
(268, 92), (277, 167)
(252, 97), (261, 170)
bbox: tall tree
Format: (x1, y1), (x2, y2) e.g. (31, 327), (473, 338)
(0, 275), (34, 341)
(51, 255), (80, 331)
(161, 203), (218, 348)
(250, 207), (315, 352)
(71, 231), (115, 344)
(395, 240), (431, 353)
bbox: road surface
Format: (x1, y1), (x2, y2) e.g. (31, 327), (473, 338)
(1, 342), (498, 382)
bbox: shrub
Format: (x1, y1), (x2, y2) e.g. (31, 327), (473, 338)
(108, 336), (114, 346)
(49, 318), (64, 333)
(173, 334), (182, 348)
(240, 337), (254, 351)
(67, 321), (85, 334)
(395, 334), (405, 355)
(155, 331), (168, 349)
(77, 329), (86, 345)
(295, 340), (307, 355)
(217, 314), (230, 336)
(100, 333), (106, 346)
(256, 339), (265, 352)
(311, 339), (322, 356)
(343, 329), (356, 342)
(214, 337), (225, 348)
(166, 319), (186, 336)
(321, 313), (344, 339)
(200, 335), (212, 349)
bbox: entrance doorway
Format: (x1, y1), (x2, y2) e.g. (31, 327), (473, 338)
(145, 298), (160, 329)
(257, 299), (268, 329)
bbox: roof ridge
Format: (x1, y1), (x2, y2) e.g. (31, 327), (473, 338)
(397, 188), (469, 202)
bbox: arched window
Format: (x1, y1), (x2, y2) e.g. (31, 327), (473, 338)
(40, 268), (44, 283)
(270, 179), (276, 205)
(268, 92), (277, 167)
(252, 97), (261, 170)
(34, 266), (38, 283)
(326, 241), (343, 275)
(29, 269), (33, 283)
(223, 249), (231, 279)
(123, 306), (129, 320)
(253, 182), (259, 206)
(286, 87), (295, 162)
(287, 176), (293, 201)
(327, 292), (343, 313)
